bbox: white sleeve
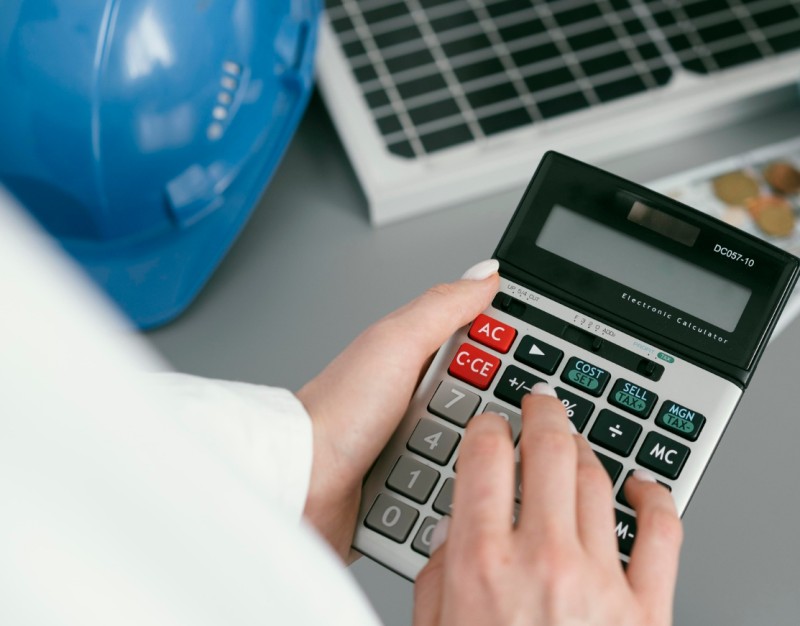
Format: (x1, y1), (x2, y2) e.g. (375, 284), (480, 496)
(147, 373), (313, 520)
(0, 191), (384, 626)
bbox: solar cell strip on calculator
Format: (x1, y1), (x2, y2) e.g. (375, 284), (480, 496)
(325, 0), (800, 157)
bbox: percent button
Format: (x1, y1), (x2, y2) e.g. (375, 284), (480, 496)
(555, 387), (594, 432)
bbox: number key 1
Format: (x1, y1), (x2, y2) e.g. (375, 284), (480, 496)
(386, 455), (440, 503)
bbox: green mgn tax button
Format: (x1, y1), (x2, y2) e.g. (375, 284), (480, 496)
(655, 401), (705, 441)
(608, 379), (657, 418)
(561, 357), (610, 397)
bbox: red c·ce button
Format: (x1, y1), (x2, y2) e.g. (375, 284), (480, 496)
(448, 343), (501, 391)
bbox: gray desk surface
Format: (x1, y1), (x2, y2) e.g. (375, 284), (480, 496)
(149, 94), (800, 625)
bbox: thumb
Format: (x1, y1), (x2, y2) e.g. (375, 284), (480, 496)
(380, 259), (500, 362)
(299, 260), (499, 431)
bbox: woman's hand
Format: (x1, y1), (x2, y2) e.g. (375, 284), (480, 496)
(414, 384), (683, 626)
(296, 260), (500, 560)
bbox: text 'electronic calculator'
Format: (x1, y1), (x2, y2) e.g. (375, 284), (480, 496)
(353, 153), (800, 580)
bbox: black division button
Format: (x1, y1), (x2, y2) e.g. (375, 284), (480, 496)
(494, 364), (544, 408)
(608, 379), (657, 418)
(386, 456), (440, 504)
(636, 431), (690, 480)
(655, 401), (706, 441)
(412, 516), (440, 557)
(561, 357), (610, 396)
(364, 493), (419, 543)
(594, 450), (623, 484)
(588, 409), (642, 457)
(514, 335), (564, 375)
(555, 386), (594, 432)
(407, 418), (460, 465)
(614, 509), (637, 556)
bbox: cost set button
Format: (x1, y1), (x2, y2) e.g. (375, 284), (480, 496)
(561, 356), (610, 397)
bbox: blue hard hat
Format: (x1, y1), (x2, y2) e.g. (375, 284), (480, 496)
(0, 0), (320, 328)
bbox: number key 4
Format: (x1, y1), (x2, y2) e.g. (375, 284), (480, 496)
(407, 418), (460, 465)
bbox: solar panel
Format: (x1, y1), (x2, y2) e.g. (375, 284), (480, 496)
(318, 0), (800, 223)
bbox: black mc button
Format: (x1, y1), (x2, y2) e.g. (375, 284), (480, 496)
(636, 431), (690, 480)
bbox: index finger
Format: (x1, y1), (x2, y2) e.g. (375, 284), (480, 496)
(517, 384), (579, 538)
(448, 413), (516, 554)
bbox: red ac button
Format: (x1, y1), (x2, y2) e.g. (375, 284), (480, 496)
(448, 343), (501, 391)
(468, 314), (517, 354)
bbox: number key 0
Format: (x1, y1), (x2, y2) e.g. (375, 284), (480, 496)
(365, 494), (419, 543)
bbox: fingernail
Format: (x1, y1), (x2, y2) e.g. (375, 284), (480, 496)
(429, 516), (450, 554)
(568, 421), (578, 435)
(632, 469), (658, 483)
(531, 382), (558, 398)
(461, 259), (499, 281)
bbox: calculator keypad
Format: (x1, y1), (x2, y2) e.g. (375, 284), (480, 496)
(407, 419), (460, 465)
(359, 289), (724, 578)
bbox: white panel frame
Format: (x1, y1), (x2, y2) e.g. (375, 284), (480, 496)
(317, 15), (800, 225)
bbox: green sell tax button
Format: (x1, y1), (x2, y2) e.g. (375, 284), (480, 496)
(655, 401), (705, 441)
(561, 357), (610, 397)
(608, 378), (657, 419)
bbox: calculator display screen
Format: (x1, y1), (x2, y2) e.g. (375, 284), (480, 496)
(537, 205), (752, 332)
(495, 152), (800, 381)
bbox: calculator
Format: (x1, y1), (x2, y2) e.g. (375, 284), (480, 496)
(353, 152), (800, 580)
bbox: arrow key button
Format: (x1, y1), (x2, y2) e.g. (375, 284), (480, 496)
(514, 335), (564, 375)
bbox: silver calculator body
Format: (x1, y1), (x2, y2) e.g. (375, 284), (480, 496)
(353, 153), (799, 581)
